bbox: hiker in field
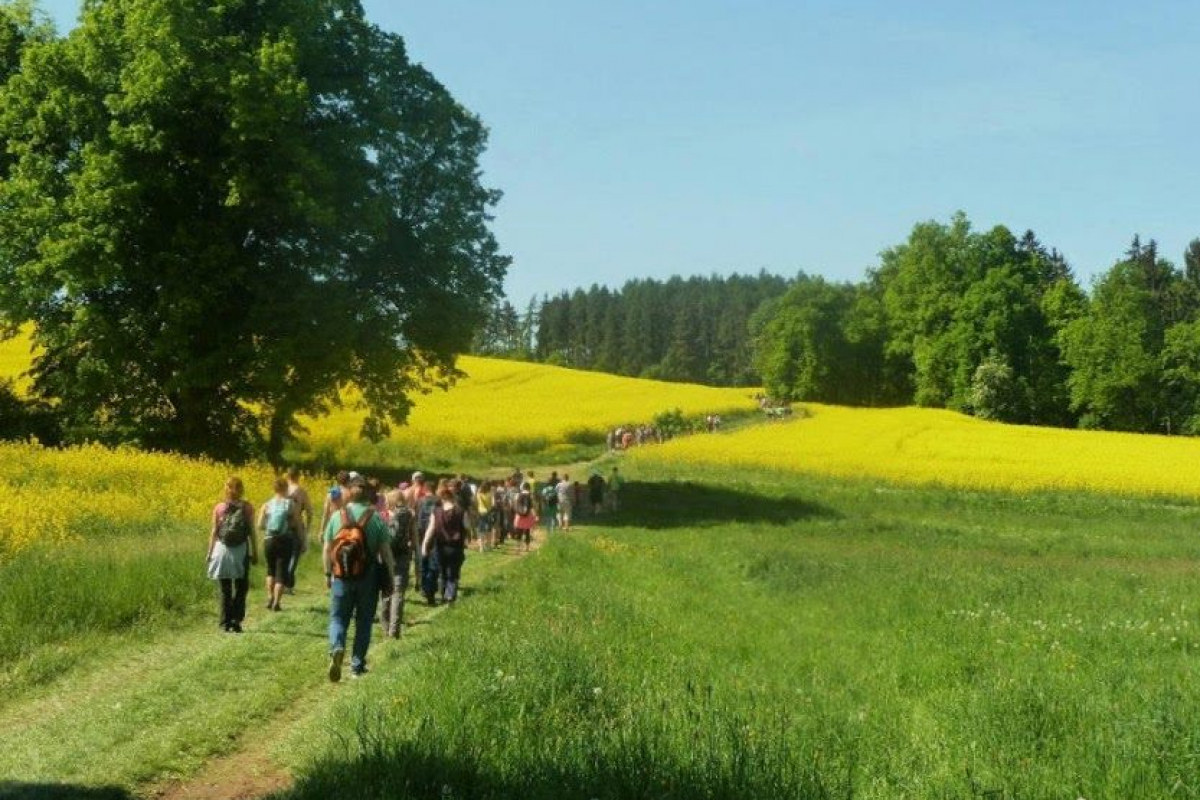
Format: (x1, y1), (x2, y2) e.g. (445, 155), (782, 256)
(320, 470), (351, 532)
(512, 482), (537, 553)
(422, 479), (471, 603)
(207, 476), (257, 633)
(527, 470), (542, 521)
(505, 477), (521, 544)
(587, 471), (605, 515)
(541, 470), (559, 533)
(491, 479), (508, 545)
(258, 477), (304, 612)
(380, 482), (415, 639)
(323, 473), (395, 681)
(475, 479), (494, 551)
(407, 471), (433, 589)
(489, 479), (506, 544)
(414, 475), (442, 605)
(556, 473), (574, 531)
(607, 466), (622, 512)
(284, 468), (313, 594)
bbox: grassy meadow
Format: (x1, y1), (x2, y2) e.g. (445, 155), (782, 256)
(278, 462), (1200, 799)
(7, 345), (1200, 797)
(0, 441), (279, 693)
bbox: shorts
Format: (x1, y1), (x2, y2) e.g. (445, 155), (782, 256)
(264, 535), (295, 584)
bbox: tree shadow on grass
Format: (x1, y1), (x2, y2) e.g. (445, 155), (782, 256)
(272, 744), (838, 800)
(0, 783), (134, 800)
(599, 480), (837, 530)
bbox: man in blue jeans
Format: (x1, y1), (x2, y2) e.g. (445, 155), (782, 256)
(322, 474), (395, 681)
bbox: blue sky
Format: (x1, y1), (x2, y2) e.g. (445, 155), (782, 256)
(35, 1), (1200, 303)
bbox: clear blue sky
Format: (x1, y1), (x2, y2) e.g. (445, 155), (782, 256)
(35, 1), (1200, 303)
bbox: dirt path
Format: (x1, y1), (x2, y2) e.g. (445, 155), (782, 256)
(143, 538), (539, 800)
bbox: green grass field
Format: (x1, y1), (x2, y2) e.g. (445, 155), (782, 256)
(268, 463), (1200, 799)
(7, 454), (1200, 799)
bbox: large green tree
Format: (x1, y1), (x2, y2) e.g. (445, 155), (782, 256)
(0, 0), (507, 461)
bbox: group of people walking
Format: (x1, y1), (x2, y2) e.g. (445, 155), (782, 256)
(205, 464), (623, 682)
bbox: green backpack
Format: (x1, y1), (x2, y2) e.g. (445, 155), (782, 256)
(218, 502), (251, 547)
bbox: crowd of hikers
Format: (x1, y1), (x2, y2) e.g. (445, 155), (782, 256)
(205, 465), (624, 682)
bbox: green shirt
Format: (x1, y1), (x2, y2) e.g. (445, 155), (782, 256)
(323, 502), (390, 555)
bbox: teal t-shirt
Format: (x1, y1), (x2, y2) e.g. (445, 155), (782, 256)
(323, 502), (390, 555)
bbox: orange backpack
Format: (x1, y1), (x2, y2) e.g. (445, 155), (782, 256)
(330, 507), (374, 579)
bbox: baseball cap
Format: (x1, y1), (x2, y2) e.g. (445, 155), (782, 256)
(412, 471), (425, 482)
(347, 473), (367, 488)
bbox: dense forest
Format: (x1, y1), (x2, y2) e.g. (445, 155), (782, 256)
(472, 272), (790, 386)
(476, 212), (1200, 437)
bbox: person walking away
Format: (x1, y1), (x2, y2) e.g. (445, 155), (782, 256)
(541, 471), (559, 534)
(607, 467), (622, 512)
(587, 471), (605, 515)
(207, 477), (257, 633)
(405, 471), (431, 587)
(504, 478), (520, 545)
(284, 467), (313, 593)
(320, 470), (350, 531)
(556, 473), (574, 531)
(527, 471), (542, 522)
(259, 477), (303, 611)
(475, 479), (494, 551)
(416, 482), (441, 605)
(422, 482), (470, 603)
(380, 486), (414, 638)
(323, 474), (395, 681)
(512, 483), (537, 553)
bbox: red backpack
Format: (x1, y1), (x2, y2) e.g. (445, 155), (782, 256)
(330, 507), (374, 579)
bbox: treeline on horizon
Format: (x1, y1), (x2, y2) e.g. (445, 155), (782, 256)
(475, 212), (1200, 436)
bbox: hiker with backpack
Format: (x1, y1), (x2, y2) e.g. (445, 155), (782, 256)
(206, 476), (258, 633)
(421, 479), (471, 603)
(512, 482), (537, 553)
(322, 473), (396, 681)
(258, 477), (304, 612)
(380, 488), (416, 638)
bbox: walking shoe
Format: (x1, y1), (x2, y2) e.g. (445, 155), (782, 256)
(350, 666), (368, 679)
(229, 622), (243, 633)
(328, 649), (344, 683)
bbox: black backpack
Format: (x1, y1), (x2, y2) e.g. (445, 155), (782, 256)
(388, 504), (415, 557)
(217, 502), (251, 547)
(515, 492), (532, 516)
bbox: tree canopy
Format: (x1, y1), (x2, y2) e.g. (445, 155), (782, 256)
(0, 0), (507, 461)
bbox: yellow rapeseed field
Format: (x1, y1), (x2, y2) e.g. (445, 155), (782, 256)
(0, 441), (276, 559)
(633, 403), (1200, 499)
(0, 327), (37, 394)
(0, 329), (753, 462)
(296, 356), (755, 463)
